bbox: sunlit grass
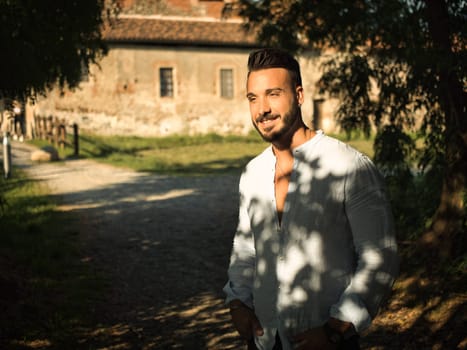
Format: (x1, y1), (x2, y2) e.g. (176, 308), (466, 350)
(29, 131), (374, 175)
(7, 131), (464, 349)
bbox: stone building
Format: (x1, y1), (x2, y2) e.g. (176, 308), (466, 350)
(30, 0), (338, 137)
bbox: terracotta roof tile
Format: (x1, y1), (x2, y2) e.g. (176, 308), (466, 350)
(103, 16), (259, 47)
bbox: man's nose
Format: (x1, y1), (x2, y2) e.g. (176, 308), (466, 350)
(258, 97), (271, 116)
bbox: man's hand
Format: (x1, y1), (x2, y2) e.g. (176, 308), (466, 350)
(292, 326), (337, 350)
(292, 318), (355, 350)
(228, 300), (264, 342)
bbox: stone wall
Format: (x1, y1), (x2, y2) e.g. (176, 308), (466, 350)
(31, 45), (338, 137)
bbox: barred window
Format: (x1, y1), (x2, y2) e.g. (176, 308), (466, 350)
(220, 68), (234, 99)
(160, 67), (174, 97)
(80, 61), (90, 82)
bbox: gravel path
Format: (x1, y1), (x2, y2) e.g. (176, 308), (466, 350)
(9, 142), (465, 350)
(10, 141), (244, 349)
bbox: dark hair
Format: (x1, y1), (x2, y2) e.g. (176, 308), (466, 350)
(247, 48), (302, 87)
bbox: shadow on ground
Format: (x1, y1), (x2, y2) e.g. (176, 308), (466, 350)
(2, 143), (465, 349)
(49, 173), (244, 349)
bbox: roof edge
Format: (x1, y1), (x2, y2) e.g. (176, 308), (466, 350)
(105, 38), (260, 49)
(117, 13), (244, 23)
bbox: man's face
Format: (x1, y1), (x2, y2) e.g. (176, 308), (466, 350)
(246, 67), (303, 143)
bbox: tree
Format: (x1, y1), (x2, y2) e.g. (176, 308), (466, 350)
(0, 0), (119, 208)
(0, 0), (119, 101)
(229, 0), (466, 259)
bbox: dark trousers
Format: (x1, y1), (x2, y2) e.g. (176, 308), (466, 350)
(272, 332), (360, 350)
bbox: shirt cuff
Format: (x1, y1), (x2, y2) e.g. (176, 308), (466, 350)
(329, 296), (372, 333)
(223, 280), (254, 309)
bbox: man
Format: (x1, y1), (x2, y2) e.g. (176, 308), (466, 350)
(223, 48), (399, 350)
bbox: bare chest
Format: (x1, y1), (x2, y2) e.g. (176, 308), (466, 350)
(274, 161), (293, 224)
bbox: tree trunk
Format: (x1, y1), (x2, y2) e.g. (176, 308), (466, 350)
(421, 147), (465, 260)
(420, 0), (467, 260)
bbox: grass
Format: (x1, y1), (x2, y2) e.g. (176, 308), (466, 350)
(2, 132), (465, 349)
(0, 131), (374, 347)
(0, 170), (105, 349)
(29, 131), (374, 175)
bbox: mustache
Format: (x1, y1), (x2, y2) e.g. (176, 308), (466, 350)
(255, 113), (279, 123)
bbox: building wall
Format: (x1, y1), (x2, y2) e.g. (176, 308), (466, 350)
(32, 46), (338, 137)
(120, 0), (229, 18)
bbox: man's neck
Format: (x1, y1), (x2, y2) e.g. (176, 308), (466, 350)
(272, 123), (315, 155)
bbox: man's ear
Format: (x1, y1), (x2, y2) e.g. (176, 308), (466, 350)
(296, 86), (304, 106)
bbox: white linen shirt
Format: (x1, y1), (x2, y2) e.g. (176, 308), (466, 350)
(223, 131), (399, 350)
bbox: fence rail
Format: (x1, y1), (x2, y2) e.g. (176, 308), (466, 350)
(33, 115), (79, 156)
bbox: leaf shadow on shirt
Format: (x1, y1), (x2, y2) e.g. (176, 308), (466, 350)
(229, 150), (399, 348)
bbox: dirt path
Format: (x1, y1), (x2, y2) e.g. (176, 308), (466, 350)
(10, 142), (466, 350)
(11, 141), (244, 349)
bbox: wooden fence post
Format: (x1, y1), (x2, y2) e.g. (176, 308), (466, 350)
(52, 117), (59, 146)
(59, 119), (66, 149)
(46, 116), (53, 142)
(73, 123), (79, 157)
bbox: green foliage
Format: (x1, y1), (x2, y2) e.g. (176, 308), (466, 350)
(385, 166), (442, 241)
(233, 0), (467, 152)
(373, 124), (416, 173)
(231, 0), (467, 239)
(0, 170), (104, 348)
(0, 0), (120, 101)
(319, 54), (376, 137)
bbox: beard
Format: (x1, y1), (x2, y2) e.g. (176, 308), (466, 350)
(253, 102), (301, 143)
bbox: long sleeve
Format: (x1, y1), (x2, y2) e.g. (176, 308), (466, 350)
(223, 135), (399, 349)
(223, 174), (256, 309)
(329, 153), (399, 332)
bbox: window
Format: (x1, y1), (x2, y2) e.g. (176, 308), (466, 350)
(220, 68), (234, 99)
(80, 61), (90, 82)
(159, 67), (174, 97)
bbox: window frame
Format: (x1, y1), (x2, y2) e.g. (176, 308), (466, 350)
(219, 67), (235, 99)
(159, 66), (175, 98)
